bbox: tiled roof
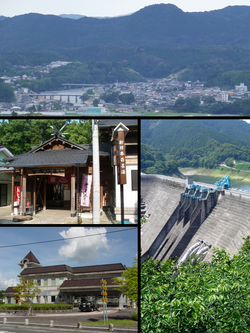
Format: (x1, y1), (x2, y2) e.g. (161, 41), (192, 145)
(5, 148), (109, 168)
(20, 263), (125, 276)
(72, 263), (126, 274)
(21, 251), (40, 264)
(4, 287), (16, 294)
(60, 277), (116, 289)
(5, 149), (89, 168)
(20, 264), (74, 275)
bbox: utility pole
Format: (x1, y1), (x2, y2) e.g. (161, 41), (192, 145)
(92, 119), (100, 224)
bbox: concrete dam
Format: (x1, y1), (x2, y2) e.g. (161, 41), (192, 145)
(141, 174), (250, 262)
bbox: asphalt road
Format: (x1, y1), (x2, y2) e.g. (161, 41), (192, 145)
(1, 328), (82, 333)
(0, 308), (137, 332)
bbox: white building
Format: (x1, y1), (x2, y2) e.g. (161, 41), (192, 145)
(4, 251), (127, 307)
(235, 83), (248, 94)
(220, 92), (229, 102)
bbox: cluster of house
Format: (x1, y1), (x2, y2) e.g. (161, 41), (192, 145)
(2, 61), (250, 114)
(0, 119), (138, 223)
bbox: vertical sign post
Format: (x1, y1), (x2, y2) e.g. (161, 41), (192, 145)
(114, 123), (129, 225)
(101, 279), (108, 324)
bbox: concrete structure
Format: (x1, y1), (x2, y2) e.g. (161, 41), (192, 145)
(235, 83), (248, 94)
(141, 174), (250, 262)
(4, 251), (126, 307)
(220, 92), (229, 102)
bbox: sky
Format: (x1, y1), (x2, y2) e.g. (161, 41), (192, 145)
(1, 1), (250, 18)
(0, 226), (138, 290)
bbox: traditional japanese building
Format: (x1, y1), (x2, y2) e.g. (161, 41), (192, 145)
(3, 119), (138, 222)
(4, 251), (127, 307)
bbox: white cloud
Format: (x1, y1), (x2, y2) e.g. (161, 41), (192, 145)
(0, 273), (17, 290)
(58, 227), (110, 263)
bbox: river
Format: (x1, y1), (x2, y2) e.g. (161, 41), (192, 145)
(192, 175), (250, 191)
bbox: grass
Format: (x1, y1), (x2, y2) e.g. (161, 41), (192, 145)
(80, 319), (138, 326)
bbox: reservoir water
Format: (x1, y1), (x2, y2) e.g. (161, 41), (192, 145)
(192, 175), (250, 191)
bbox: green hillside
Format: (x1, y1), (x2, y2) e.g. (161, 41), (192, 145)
(3, 5), (250, 81)
(141, 119), (250, 174)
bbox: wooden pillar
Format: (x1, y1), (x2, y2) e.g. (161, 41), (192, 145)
(100, 185), (103, 209)
(33, 176), (36, 216)
(21, 170), (27, 216)
(43, 175), (46, 210)
(11, 173), (14, 215)
(20, 168), (23, 215)
(71, 167), (75, 217)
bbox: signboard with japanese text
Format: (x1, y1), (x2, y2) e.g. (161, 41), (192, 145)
(48, 173), (71, 184)
(117, 130), (127, 185)
(80, 174), (92, 206)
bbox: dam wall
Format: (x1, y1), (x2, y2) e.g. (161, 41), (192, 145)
(141, 174), (250, 262)
(184, 190), (250, 261)
(141, 174), (185, 256)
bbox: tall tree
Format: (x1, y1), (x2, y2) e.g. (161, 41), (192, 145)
(14, 278), (41, 316)
(112, 258), (138, 314)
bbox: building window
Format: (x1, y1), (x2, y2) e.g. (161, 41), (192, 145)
(43, 279), (48, 286)
(125, 145), (138, 156)
(51, 279), (56, 286)
(36, 279), (41, 285)
(131, 170), (138, 191)
(51, 296), (55, 302)
(59, 278), (64, 285)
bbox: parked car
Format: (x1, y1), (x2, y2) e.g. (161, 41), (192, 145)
(79, 301), (99, 312)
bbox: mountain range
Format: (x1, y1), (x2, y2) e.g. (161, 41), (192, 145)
(2, 4), (250, 80)
(141, 119), (250, 153)
(2, 4), (250, 52)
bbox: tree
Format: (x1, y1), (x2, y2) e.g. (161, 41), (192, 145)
(119, 93), (135, 105)
(0, 290), (4, 303)
(14, 278), (41, 315)
(0, 81), (15, 103)
(66, 120), (92, 144)
(93, 98), (100, 107)
(112, 258), (138, 314)
(80, 93), (89, 102)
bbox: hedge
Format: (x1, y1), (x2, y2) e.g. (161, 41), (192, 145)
(0, 303), (73, 311)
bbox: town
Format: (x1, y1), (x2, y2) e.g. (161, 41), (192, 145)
(1, 61), (249, 116)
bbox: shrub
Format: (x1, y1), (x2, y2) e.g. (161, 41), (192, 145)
(131, 313), (138, 321)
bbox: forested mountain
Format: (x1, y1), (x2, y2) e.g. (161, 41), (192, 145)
(2, 5), (250, 52)
(141, 119), (250, 173)
(2, 5), (250, 81)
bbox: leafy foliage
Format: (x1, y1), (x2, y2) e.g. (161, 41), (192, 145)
(15, 62), (145, 93)
(0, 303), (73, 310)
(0, 119), (92, 156)
(14, 278), (41, 315)
(141, 143), (180, 176)
(141, 119), (250, 173)
(0, 80), (15, 102)
(141, 237), (250, 332)
(112, 258), (138, 313)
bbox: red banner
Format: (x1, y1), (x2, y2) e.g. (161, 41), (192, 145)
(14, 186), (20, 203)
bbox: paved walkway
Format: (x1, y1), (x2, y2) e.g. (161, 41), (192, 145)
(0, 206), (114, 224)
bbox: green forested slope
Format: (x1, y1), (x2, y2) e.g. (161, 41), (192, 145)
(141, 119), (250, 173)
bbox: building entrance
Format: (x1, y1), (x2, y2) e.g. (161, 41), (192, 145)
(46, 183), (64, 208)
